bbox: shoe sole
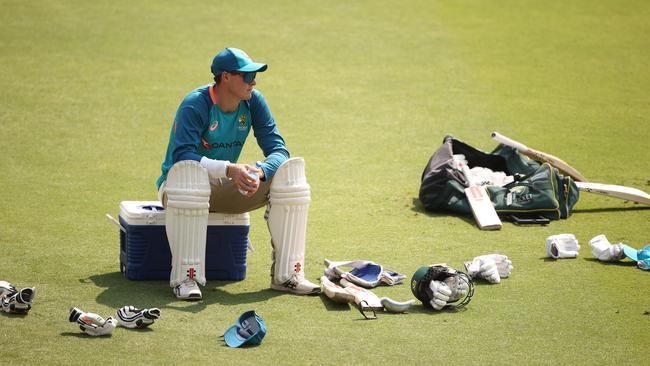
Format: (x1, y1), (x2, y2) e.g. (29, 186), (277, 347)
(270, 283), (321, 296)
(174, 290), (202, 301)
(175, 294), (202, 301)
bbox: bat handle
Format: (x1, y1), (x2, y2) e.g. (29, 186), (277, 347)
(461, 163), (476, 187)
(491, 131), (529, 152)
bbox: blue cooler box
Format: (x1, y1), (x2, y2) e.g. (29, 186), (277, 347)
(118, 201), (250, 281)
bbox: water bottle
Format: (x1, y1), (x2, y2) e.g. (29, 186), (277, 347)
(238, 163), (261, 196)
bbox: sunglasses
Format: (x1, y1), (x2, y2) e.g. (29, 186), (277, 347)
(229, 71), (257, 84)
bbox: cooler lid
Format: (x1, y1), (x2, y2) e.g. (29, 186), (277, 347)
(119, 201), (250, 226)
(119, 201), (165, 225)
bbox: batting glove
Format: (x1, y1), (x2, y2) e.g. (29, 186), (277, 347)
(464, 254), (513, 283)
(589, 235), (625, 262)
(0, 281), (16, 298)
(1, 287), (36, 315)
(444, 274), (469, 302)
(69, 307), (117, 336)
(116, 305), (161, 328)
(546, 234), (580, 259)
(1, 281), (36, 315)
(428, 281), (452, 310)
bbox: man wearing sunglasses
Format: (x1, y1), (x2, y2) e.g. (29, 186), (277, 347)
(156, 48), (320, 300)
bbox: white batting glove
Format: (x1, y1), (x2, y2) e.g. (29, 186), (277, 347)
(589, 235), (625, 262)
(0, 282), (36, 315)
(0, 281), (15, 298)
(546, 234), (580, 259)
(116, 305), (161, 328)
(464, 254), (513, 283)
(428, 280), (452, 310)
(69, 307), (117, 336)
(443, 274), (469, 301)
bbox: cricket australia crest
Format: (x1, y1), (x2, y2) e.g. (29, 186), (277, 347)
(238, 114), (247, 131)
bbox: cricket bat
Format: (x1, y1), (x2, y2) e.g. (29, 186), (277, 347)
(491, 132), (650, 206)
(491, 131), (589, 182)
(454, 157), (502, 230)
(575, 182), (650, 206)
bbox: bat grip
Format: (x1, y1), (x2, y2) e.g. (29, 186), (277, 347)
(491, 132), (529, 152)
(461, 163), (476, 187)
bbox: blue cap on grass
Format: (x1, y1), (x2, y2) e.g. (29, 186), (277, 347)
(622, 244), (650, 271)
(223, 310), (267, 348)
(211, 48), (268, 78)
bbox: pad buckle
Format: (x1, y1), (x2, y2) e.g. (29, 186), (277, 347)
(357, 301), (377, 320)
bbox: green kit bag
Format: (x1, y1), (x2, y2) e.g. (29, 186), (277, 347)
(419, 136), (579, 221)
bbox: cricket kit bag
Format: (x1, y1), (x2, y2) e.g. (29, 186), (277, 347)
(419, 136), (580, 220)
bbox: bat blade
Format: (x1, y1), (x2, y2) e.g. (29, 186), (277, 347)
(456, 158), (502, 230)
(575, 182), (650, 206)
(491, 132), (589, 182)
(465, 185), (503, 230)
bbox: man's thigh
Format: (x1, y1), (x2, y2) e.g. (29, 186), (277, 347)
(160, 177), (271, 214)
(207, 178), (271, 214)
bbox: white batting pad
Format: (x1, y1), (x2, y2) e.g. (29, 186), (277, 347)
(380, 297), (416, 313)
(323, 259), (407, 288)
(339, 279), (383, 310)
(267, 158), (311, 285)
(165, 160), (211, 287)
(320, 276), (355, 304)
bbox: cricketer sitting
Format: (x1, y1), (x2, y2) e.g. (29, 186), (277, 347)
(156, 48), (320, 300)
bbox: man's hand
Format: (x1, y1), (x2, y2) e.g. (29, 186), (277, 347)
(227, 163), (262, 197)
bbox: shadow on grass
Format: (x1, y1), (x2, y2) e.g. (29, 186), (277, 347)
(318, 294), (352, 311)
(60, 325), (153, 338)
(539, 257), (637, 267)
(414, 197), (650, 226)
(83, 272), (283, 314)
(59, 332), (114, 338)
(573, 206), (650, 214)
(582, 258), (638, 267)
(411, 198), (476, 226)
(318, 293), (469, 319)
(0, 312), (29, 318)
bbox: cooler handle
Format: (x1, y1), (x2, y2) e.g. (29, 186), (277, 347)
(105, 213), (127, 232)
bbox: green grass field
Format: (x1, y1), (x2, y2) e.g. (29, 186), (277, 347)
(1, 1), (649, 364)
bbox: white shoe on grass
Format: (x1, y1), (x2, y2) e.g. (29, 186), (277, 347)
(271, 275), (321, 295)
(173, 279), (202, 300)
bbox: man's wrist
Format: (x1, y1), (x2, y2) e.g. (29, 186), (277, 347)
(200, 156), (230, 179)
